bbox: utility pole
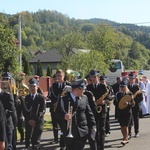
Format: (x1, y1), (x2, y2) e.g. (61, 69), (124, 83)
(18, 15), (22, 72)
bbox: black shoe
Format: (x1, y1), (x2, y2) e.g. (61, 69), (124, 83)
(128, 134), (131, 140)
(60, 147), (65, 150)
(20, 133), (24, 142)
(50, 140), (58, 144)
(135, 133), (139, 138)
(105, 133), (110, 137)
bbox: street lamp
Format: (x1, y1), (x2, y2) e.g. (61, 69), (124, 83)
(18, 15), (22, 72)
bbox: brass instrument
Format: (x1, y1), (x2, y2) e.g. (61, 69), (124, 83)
(18, 83), (29, 98)
(17, 82), (29, 105)
(66, 69), (80, 82)
(66, 102), (73, 138)
(95, 92), (108, 113)
(10, 78), (17, 95)
(61, 85), (72, 97)
(53, 85), (72, 112)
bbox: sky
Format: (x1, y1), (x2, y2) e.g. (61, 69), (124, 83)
(1, 0), (150, 26)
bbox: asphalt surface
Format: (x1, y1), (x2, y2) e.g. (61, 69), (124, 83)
(17, 105), (150, 150)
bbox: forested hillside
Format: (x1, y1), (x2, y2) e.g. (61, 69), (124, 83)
(1, 10), (150, 75)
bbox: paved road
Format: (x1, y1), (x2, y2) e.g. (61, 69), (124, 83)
(17, 105), (150, 150)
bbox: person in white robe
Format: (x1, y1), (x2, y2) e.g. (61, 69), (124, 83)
(142, 76), (150, 115)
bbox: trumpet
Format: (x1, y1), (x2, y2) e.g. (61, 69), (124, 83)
(66, 102), (73, 138)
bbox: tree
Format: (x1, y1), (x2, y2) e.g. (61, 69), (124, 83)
(86, 24), (117, 62)
(0, 14), (20, 73)
(36, 60), (43, 77)
(23, 59), (31, 75)
(46, 65), (52, 76)
(58, 50), (108, 78)
(54, 33), (83, 58)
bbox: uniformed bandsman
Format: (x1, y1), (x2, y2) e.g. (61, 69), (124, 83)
(99, 76), (114, 137)
(23, 78), (46, 150)
(60, 78), (96, 150)
(48, 69), (70, 149)
(0, 78), (17, 150)
(87, 70), (108, 150)
(128, 73), (143, 139)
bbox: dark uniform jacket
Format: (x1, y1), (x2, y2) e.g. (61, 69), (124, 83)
(87, 83), (108, 113)
(112, 83), (120, 95)
(0, 91), (17, 130)
(0, 100), (6, 141)
(48, 81), (70, 112)
(23, 93), (46, 122)
(60, 93), (96, 138)
(84, 90), (97, 118)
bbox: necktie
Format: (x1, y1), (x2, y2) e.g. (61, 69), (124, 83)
(59, 83), (62, 88)
(74, 97), (79, 109)
(60, 83), (62, 88)
(31, 95), (34, 100)
(93, 84), (97, 88)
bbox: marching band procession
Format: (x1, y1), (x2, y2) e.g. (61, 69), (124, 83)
(0, 69), (150, 150)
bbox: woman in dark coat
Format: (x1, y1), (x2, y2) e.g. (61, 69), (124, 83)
(114, 81), (135, 145)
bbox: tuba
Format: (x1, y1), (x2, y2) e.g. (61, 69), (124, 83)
(66, 69), (80, 82)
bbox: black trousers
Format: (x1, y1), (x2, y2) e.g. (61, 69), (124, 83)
(88, 133), (97, 150)
(25, 119), (44, 149)
(105, 107), (110, 134)
(17, 105), (24, 139)
(66, 135), (88, 150)
(6, 128), (13, 150)
(129, 108), (140, 134)
(96, 112), (107, 150)
(12, 128), (17, 150)
(58, 120), (66, 148)
(50, 111), (58, 141)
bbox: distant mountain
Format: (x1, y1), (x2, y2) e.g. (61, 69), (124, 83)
(85, 18), (119, 25)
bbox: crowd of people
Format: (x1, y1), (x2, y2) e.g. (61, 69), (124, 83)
(0, 69), (149, 150)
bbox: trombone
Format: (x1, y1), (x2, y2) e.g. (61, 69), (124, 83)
(66, 102), (73, 138)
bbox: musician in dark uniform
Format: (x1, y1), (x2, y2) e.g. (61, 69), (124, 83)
(23, 78), (46, 150)
(128, 73), (143, 138)
(2, 72), (18, 150)
(0, 100), (6, 150)
(84, 78), (97, 150)
(112, 77), (122, 119)
(16, 72), (29, 143)
(33, 75), (44, 95)
(0, 80), (17, 150)
(100, 76), (114, 137)
(48, 69), (69, 147)
(114, 81), (134, 145)
(87, 70), (108, 150)
(60, 79), (96, 150)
